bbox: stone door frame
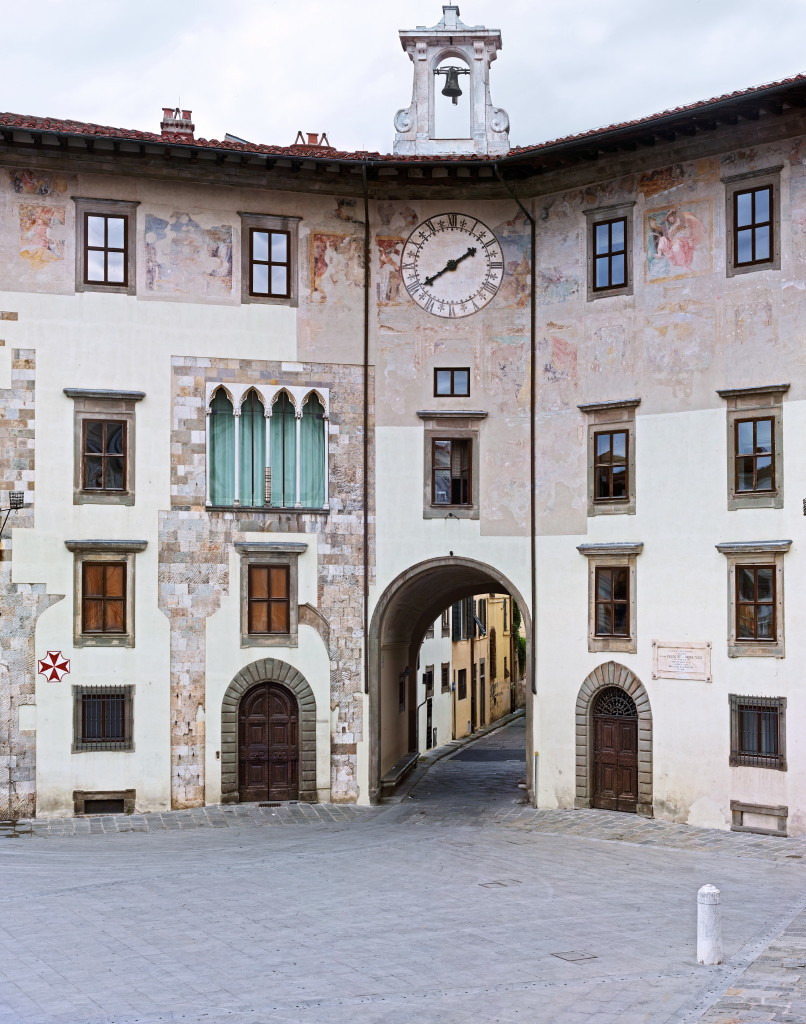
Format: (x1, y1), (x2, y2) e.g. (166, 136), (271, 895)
(221, 658), (317, 803)
(575, 661), (652, 816)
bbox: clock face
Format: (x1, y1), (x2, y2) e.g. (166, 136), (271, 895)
(400, 214), (504, 318)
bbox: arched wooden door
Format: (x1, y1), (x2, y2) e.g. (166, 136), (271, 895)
(238, 683), (299, 802)
(592, 687), (638, 813)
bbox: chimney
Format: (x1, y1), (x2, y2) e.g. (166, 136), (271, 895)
(292, 130), (334, 150)
(160, 106), (195, 140)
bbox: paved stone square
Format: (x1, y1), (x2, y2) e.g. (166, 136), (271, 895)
(2, 718), (805, 1024)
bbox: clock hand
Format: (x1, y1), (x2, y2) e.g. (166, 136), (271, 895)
(422, 246), (477, 287)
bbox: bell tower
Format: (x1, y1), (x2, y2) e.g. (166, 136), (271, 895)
(393, 5), (510, 157)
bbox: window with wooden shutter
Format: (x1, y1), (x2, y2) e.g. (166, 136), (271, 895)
(82, 562), (126, 634)
(248, 565), (290, 635)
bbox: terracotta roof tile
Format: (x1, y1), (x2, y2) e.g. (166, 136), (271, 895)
(2, 70), (805, 164)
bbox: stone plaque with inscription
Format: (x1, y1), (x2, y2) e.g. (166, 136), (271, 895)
(652, 641), (711, 682)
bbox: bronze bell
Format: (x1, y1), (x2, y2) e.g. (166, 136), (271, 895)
(441, 68), (463, 105)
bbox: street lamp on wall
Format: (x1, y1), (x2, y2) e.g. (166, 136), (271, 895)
(1, 491), (25, 535)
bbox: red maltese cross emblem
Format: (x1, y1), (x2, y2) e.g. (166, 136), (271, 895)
(38, 651), (71, 682)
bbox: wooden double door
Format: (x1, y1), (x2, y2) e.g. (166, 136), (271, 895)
(238, 683), (299, 802)
(592, 688), (638, 813)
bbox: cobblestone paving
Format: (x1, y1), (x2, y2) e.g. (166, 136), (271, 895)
(1, 718), (805, 1024)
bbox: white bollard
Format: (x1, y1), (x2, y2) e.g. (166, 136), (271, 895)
(697, 884), (722, 965)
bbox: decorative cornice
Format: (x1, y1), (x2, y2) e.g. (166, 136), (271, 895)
(416, 410), (488, 420)
(716, 540), (792, 555)
(234, 542), (308, 555)
(64, 539), (148, 552)
(720, 164), (783, 184)
(578, 398), (641, 414)
(716, 384), (790, 399)
(577, 542), (644, 557)
(64, 388), (145, 402)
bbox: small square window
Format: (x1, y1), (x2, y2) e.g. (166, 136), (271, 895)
(716, 540), (789, 657)
(729, 694), (786, 770)
(65, 388), (143, 506)
(249, 228), (290, 298)
(239, 213), (300, 306)
(717, 384), (787, 510)
(73, 685), (134, 752)
(434, 368), (470, 397)
(593, 430), (629, 503)
(431, 438), (472, 506)
(584, 204), (634, 300)
(73, 198), (138, 295)
(723, 166), (781, 277)
(578, 542), (642, 654)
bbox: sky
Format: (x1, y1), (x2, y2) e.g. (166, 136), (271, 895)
(4, 0), (806, 154)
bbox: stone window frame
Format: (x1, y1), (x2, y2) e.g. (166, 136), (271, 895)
(72, 684), (134, 753)
(715, 539), (790, 658)
(235, 541), (307, 648)
(73, 197), (139, 295)
(729, 694), (787, 771)
(239, 212), (302, 307)
(716, 384), (788, 510)
(577, 542), (643, 654)
(64, 388), (145, 506)
(579, 399), (640, 516)
(417, 410), (486, 520)
(583, 201), (635, 301)
(722, 165), (782, 278)
(65, 539), (147, 648)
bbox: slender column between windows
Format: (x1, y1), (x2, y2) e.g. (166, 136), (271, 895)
(322, 413), (330, 510)
(264, 407), (272, 506)
(294, 410), (302, 508)
(205, 408), (212, 507)
(233, 407), (241, 506)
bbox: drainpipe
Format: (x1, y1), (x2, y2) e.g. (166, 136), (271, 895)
(494, 163), (537, 698)
(362, 164), (371, 696)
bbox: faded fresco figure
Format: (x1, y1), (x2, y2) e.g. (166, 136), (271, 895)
(646, 204), (709, 280)
(18, 205), (65, 266)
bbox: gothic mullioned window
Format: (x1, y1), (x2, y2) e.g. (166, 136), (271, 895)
(207, 384), (329, 510)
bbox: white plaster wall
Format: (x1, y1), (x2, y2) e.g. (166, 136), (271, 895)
(417, 626), (453, 751)
(536, 402), (806, 833)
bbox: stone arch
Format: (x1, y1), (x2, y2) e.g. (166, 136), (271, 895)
(575, 661), (652, 816)
(220, 658), (317, 803)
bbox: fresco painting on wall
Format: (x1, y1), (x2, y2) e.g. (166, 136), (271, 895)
(144, 213), (232, 296)
(376, 237), (405, 304)
(638, 165), (686, 199)
(541, 335), (578, 385)
(645, 200), (712, 282)
(19, 205), (65, 266)
(310, 233), (364, 301)
(10, 169), (67, 196)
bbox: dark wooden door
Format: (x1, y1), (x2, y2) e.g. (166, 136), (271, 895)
(238, 683), (299, 802)
(593, 714), (638, 813)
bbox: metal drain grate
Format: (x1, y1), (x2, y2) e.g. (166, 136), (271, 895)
(259, 802), (282, 808)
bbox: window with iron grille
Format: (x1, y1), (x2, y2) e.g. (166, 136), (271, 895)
(82, 420), (126, 492)
(594, 430), (629, 502)
(595, 566), (630, 637)
(431, 438), (472, 506)
(423, 666), (434, 699)
(729, 694), (786, 770)
(73, 685), (134, 752)
(733, 186), (773, 268)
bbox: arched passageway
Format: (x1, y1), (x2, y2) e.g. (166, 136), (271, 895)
(368, 556), (532, 803)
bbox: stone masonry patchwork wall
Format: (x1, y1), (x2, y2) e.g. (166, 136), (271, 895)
(0, 344), (62, 818)
(159, 356), (373, 807)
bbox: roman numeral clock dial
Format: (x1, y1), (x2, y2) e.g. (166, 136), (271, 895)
(401, 214), (504, 318)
